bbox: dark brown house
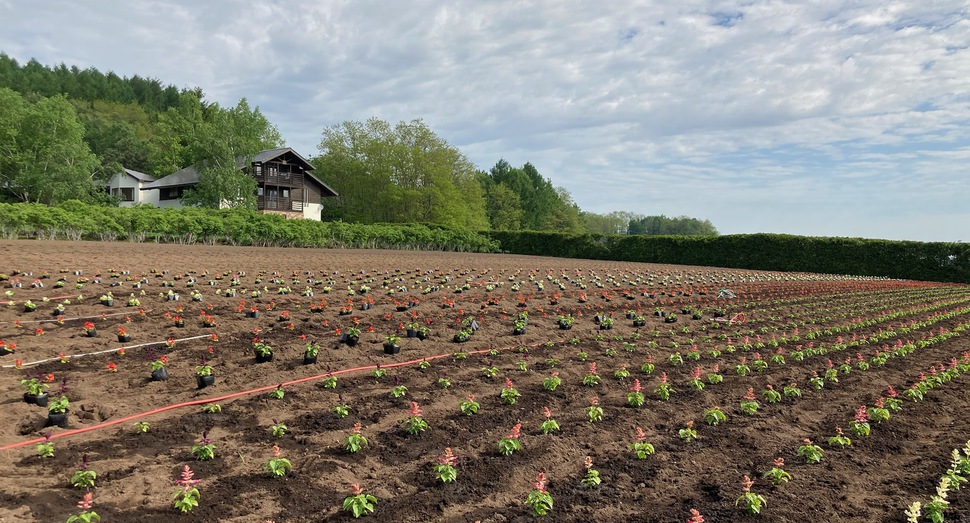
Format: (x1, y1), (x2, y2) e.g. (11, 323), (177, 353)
(140, 147), (337, 220)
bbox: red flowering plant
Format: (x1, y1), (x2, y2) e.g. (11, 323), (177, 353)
(539, 406), (560, 434)
(343, 483), (378, 519)
(655, 372), (675, 401)
(735, 475), (766, 514)
(500, 377), (521, 405)
(582, 362), (601, 387)
(762, 457), (792, 485)
(580, 456), (601, 489)
(630, 426), (656, 458)
(739, 387), (760, 415)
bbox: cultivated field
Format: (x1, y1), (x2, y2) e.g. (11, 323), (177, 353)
(1, 240), (969, 522)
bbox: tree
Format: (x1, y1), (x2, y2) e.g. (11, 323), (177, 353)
(316, 118), (488, 229)
(582, 211), (643, 235)
(628, 215), (718, 236)
(152, 95), (282, 209)
(0, 88), (100, 203)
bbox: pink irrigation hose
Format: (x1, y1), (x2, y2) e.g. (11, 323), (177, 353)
(1, 343), (542, 451)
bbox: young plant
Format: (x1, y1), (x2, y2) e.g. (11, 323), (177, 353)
(703, 406), (727, 426)
(172, 465), (201, 513)
(630, 426), (656, 459)
(66, 492), (100, 523)
(884, 385), (904, 413)
(402, 401), (429, 435)
(809, 371), (825, 390)
(391, 384), (408, 398)
(36, 431), (54, 458)
(270, 385), (285, 399)
(849, 405), (871, 437)
(679, 420), (698, 443)
(498, 423), (523, 456)
(797, 438), (824, 463)
(500, 377), (521, 405)
(191, 432), (216, 461)
(655, 372), (675, 401)
(202, 403), (222, 414)
(827, 427), (852, 448)
(433, 447), (458, 484)
(344, 422), (368, 453)
(586, 396), (604, 423)
(707, 363), (724, 384)
(762, 385), (782, 404)
(539, 406), (560, 434)
(323, 375), (338, 389)
(582, 362), (601, 387)
(459, 394), (480, 416)
(783, 382), (802, 400)
(543, 371), (562, 391)
(735, 356), (750, 376)
(687, 366), (705, 391)
(581, 456), (601, 488)
(343, 483), (378, 519)
(525, 472), (553, 517)
(70, 455), (97, 489)
(627, 379), (646, 407)
(735, 475), (767, 515)
(264, 444), (292, 478)
(133, 421), (150, 433)
(481, 366), (499, 379)
(640, 355), (655, 375)
(332, 400), (351, 418)
(762, 457), (792, 485)
(270, 419), (287, 438)
(739, 387), (760, 415)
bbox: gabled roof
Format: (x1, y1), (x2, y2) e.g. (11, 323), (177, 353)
(140, 147), (337, 196)
(123, 168), (157, 183)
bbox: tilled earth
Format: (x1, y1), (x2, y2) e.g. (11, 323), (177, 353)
(1, 239), (969, 522)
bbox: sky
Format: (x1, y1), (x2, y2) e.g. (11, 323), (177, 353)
(1, 1), (968, 242)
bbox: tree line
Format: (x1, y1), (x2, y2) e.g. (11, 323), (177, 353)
(0, 54), (717, 236)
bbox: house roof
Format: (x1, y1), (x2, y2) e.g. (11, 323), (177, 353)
(123, 168), (157, 183)
(140, 147), (337, 196)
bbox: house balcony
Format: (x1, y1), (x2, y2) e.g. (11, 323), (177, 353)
(258, 196), (304, 212)
(255, 171), (303, 186)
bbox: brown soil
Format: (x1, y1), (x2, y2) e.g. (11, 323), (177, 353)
(1, 239), (969, 523)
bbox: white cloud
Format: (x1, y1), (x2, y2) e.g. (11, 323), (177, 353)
(1, 0), (968, 241)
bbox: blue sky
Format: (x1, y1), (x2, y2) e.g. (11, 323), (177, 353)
(2, 1), (968, 242)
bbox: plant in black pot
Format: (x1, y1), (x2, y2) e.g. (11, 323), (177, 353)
(253, 338), (274, 363)
(195, 357), (215, 389)
(20, 376), (49, 407)
(117, 327), (132, 343)
(23, 300), (36, 313)
(512, 319), (527, 336)
(383, 335), (402, 355)
(405, 322), (420, 338)
(417, 326), (430, 341)
(82, 321), (97, 337)
(557, 314), (575, 330)
(47, 395), (70, 428)
(149, 354), (168, 381)
(303, 341), (320, 364)
(344, 327), (361, 347)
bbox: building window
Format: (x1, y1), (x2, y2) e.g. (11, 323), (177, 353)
(160, 187), (184, 201)
(112, 187), (135, 201)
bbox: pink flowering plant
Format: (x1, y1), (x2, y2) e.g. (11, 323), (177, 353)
(762, 457), (792, 485)
(586, 396), (604, 423)
(402, 401), (429, 435)
(630, 426), (656, 458)
(735, 475), (767, 514)
(827, 427), (852, 448)
(581, 456), (601, 488)
(703, 406), (726, 426)
(500, 377), (521, 405)
(66, 492), (100, 523)
(582, 362), (601, 387)
(434, 448), (458, 483)
(344, 422), (368, 453)
(655, 372), (675, 401)
(172, 465), (201, 513)
(539, 406), (560, 434)
(687, 366), (705, 390)
(884, 386), (904, 413)
(869, 397), (891, 424)
(542, 371), (561, 391)
(499, 423), (523, 456)
(627, 379), (646, 407)
(264, 444), (292, 477)
(739, 387), (760, 415)
(459, 393), (480, 416)
(525, 472), (553, 517)
(343, 483), (377, 519)
(849, 405), (871, 437)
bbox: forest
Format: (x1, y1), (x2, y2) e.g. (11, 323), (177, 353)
(0, 53), (717, 236)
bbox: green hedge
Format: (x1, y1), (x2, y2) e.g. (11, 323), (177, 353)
(0, 202), (499, 253)
(483, 231), (970, 283)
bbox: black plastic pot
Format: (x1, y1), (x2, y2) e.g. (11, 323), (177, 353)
(303, 354), (318, 365)
(24, 392), (49, 407)
(47, 410), (69, 428)
(151, 367), (169, 381)
(254, 352), (274, 363)
(383, 343), (401, 355)
(197, 375), (215, 389)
